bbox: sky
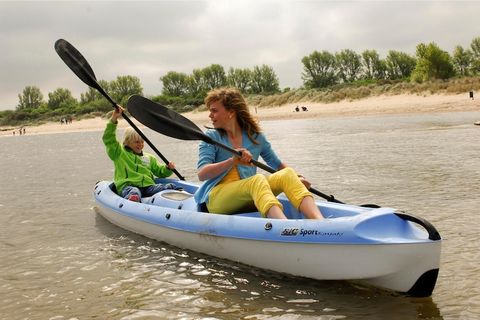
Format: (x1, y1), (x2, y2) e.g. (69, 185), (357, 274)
(1, 0), (479, 111)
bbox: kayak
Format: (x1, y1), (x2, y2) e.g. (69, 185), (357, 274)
(93, 178), (441, 297)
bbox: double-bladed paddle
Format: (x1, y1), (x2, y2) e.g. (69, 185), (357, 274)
(54, 39), (185, 180)
(127, 94), (344, 203)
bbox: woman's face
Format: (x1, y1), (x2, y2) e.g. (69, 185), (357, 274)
(208, 100), (234, 129)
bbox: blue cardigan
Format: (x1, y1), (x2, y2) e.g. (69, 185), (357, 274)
(194, 129), (282, 205)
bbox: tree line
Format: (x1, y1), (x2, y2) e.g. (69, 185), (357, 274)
(2, 36), (479, 126)
(3, 75), (143, 124)
(302, 37), (480, 88)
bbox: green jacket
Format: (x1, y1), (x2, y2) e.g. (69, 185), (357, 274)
(102, 120), (173, 193)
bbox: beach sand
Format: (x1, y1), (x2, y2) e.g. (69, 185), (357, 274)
(1, 93), (478, 137)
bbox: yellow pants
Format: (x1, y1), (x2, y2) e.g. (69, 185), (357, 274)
(207, 167), (312, 217)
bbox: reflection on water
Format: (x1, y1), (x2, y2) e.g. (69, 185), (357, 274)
(1, 111), (479, 319)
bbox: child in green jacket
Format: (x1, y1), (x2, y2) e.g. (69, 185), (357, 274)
(102, 107), (178, 202)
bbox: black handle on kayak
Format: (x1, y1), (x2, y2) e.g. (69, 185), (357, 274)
(394, 212), (441, 241)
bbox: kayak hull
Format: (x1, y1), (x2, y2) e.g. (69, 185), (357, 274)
(93, 179), (441, 296)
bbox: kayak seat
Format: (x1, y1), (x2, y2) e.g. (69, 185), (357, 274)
(198, 202), (262, 217)
(142, 189), (198, 211)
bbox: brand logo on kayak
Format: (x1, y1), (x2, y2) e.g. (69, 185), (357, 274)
(281, 228), (299, 236)
(299, 229), (344, 237)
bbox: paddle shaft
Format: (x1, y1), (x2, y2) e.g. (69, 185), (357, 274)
(151, 110), (342, 203)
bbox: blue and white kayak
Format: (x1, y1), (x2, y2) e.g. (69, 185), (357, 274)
(93, 178), (441, 297)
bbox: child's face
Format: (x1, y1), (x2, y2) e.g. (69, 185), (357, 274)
(127, 138), (144, 154)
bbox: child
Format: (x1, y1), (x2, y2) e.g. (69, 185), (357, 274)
(102, 106), (179, 202)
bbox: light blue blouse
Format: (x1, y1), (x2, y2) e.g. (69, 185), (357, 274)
(194, 129), (282, 205)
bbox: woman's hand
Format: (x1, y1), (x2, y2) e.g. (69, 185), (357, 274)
(234, 148), (253, 166)
(298, 174), (312, 189)
(167, 162), (176, 170)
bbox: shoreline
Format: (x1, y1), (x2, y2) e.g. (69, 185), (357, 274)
(1, 93), (479, 137)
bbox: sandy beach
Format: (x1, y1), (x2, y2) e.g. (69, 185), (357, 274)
(1, 93), (478, 137)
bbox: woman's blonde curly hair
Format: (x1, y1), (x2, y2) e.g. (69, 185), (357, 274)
(204, 87), (261, 144)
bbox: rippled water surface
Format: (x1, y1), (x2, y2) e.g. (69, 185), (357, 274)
(1, 111), (479, 319)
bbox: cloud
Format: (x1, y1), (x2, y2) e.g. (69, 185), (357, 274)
(1, 0), (479, 110)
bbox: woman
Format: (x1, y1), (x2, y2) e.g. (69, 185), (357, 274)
(103, 106), (178, 202)
(194, 88), (323, 219)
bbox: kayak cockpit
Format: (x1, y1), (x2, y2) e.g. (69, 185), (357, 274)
(116, 178), (373, 220)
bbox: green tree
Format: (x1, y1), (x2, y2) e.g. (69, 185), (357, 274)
(452, 45), (472, 76)
(160, 71), (189, 97)
(187, 68), (207, 97)
(336, 49), (362, 83)
(469, 37), (480, 74)
(47, 88), (78, 110)
(110, 75), (143, 105)
(301, 50), (337, 88)
(202, 64), (227, 91)
(362, 50), (386, 80)
(17, 86), (44, 110)
(250, 65), (280, 94)
(411, 42), (455, 82)
(385, 50), (416, 80)
(227, 67), (252, 92)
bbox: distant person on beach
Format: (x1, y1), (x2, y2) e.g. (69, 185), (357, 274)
(102, 106), (179, 202)
(195, 87), (323, 220)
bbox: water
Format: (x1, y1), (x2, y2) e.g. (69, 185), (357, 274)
(0, 111), (479, 319)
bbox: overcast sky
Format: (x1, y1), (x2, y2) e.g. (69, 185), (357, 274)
(1, 0), (479, 110)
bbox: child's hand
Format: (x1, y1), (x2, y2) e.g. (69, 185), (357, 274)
(111, 105), (124, 123)
(167, 162), (176, 170)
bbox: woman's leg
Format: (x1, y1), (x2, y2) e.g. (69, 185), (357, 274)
(207, 174), (287, 219)
(266, 205), (288, 219)
(298, 196), (323, 219)
(267, 167), (323, 219)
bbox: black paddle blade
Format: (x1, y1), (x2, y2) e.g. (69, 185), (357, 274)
(54, 39), (104, 94)
(127, 95), (209, 142)
(55, 39), (115, 105)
